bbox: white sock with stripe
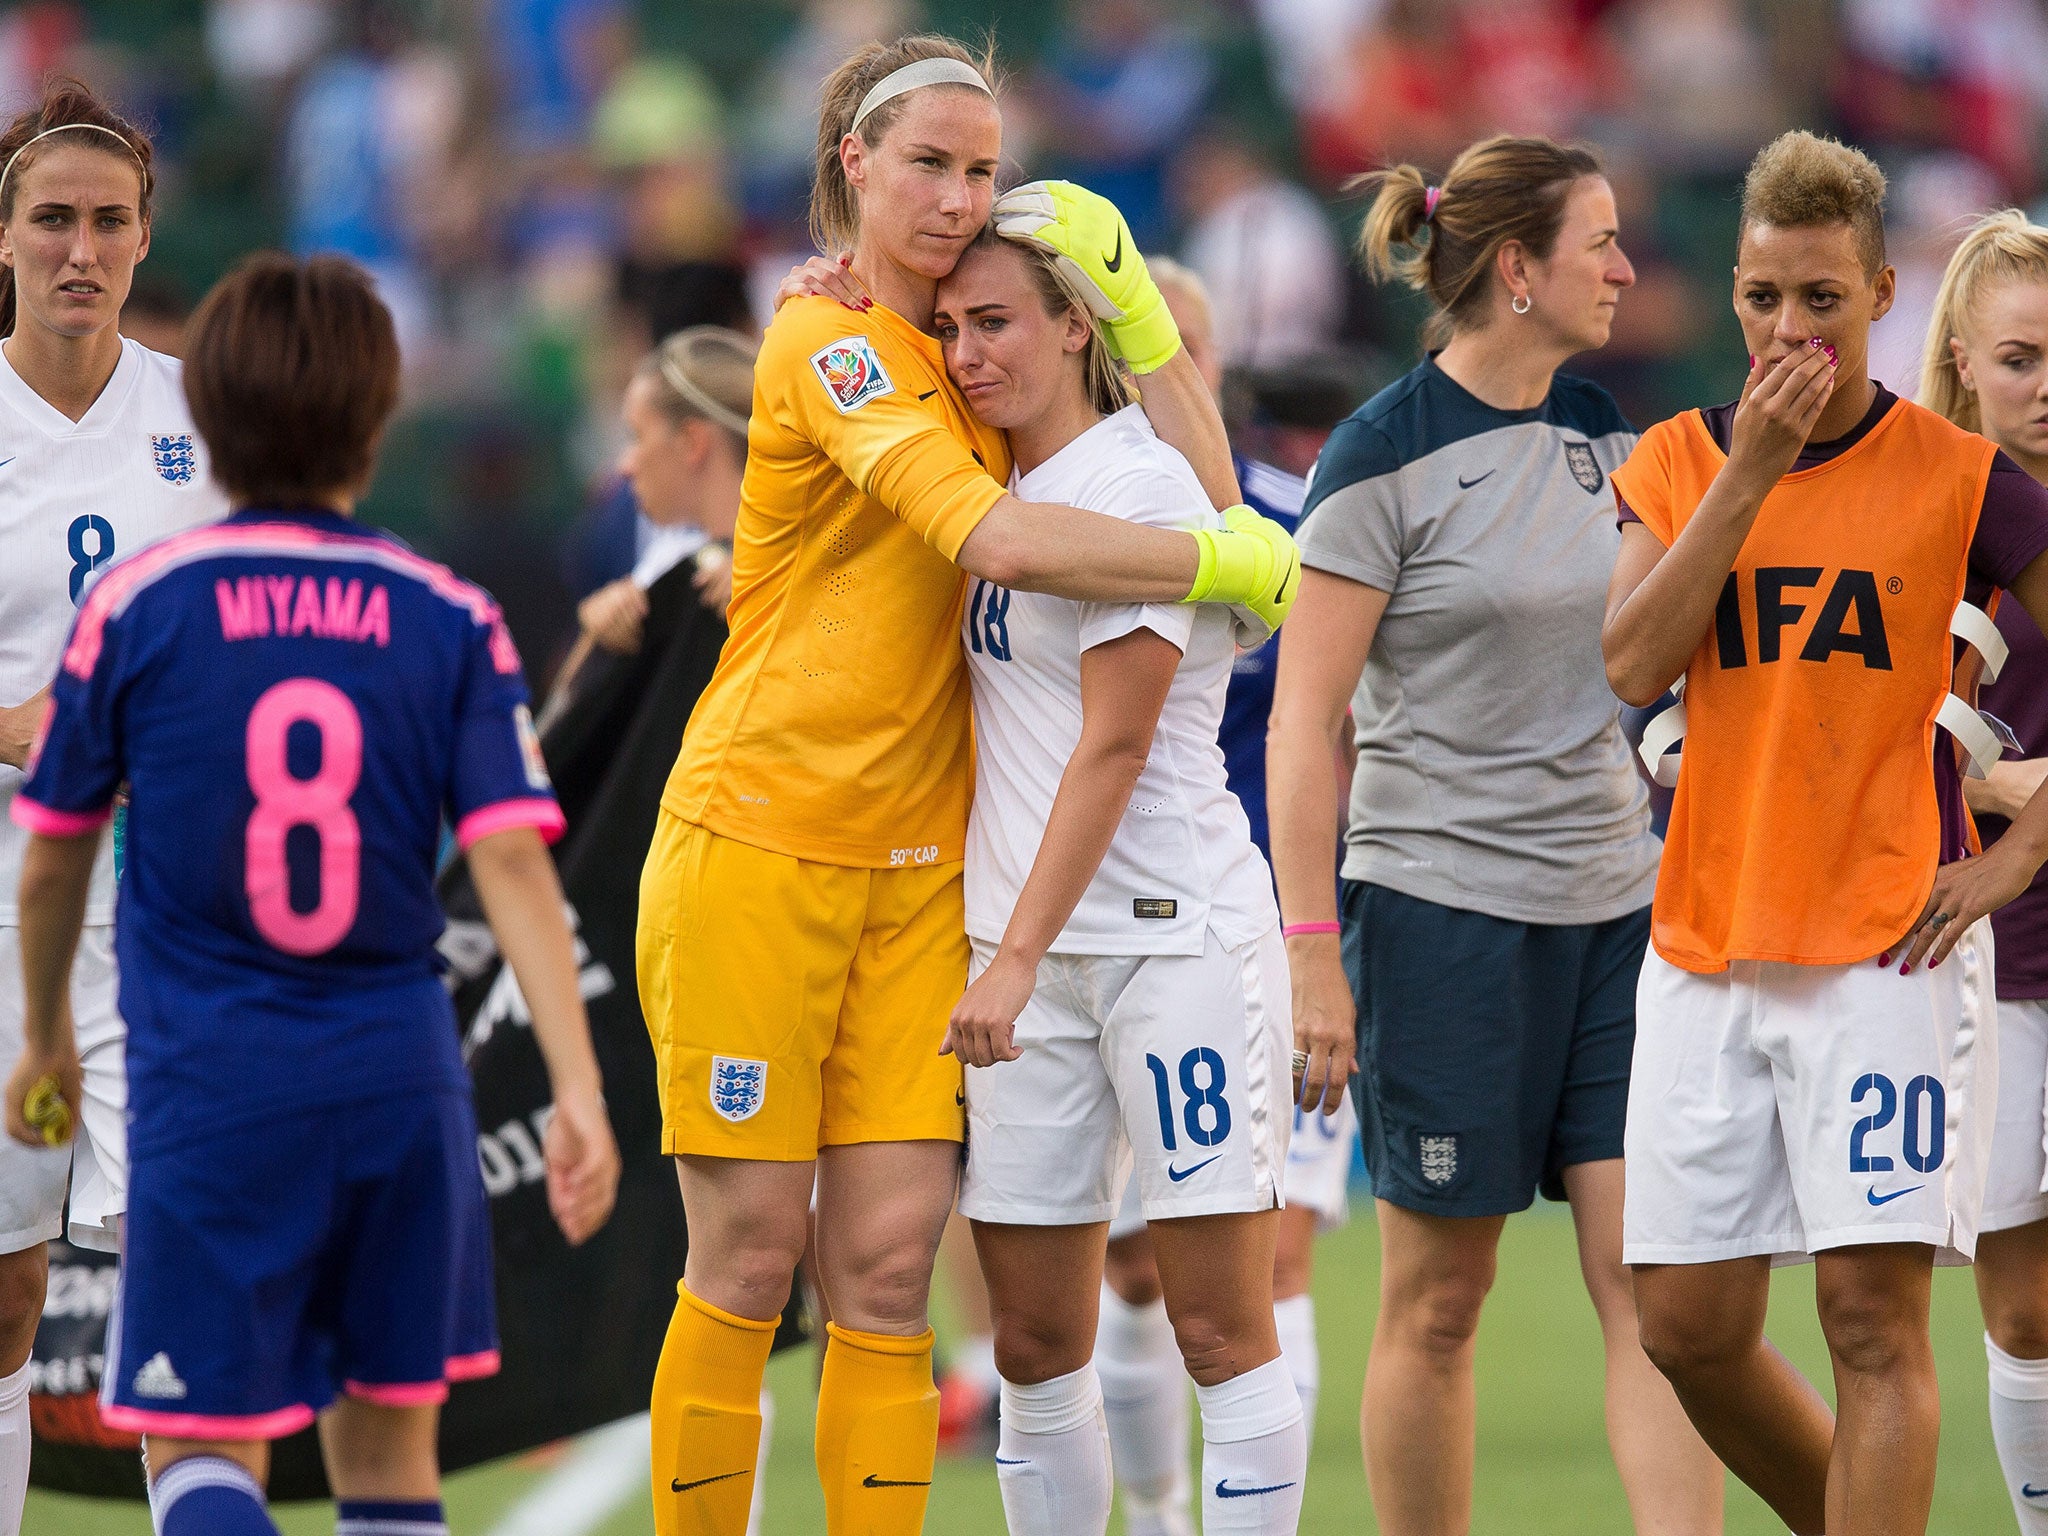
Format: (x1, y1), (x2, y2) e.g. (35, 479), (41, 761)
(151, 1455), (279, 1536)
(1094, 1285), (1192, 1536)
(1272, 1293), (1319, 1438)
(995, 1364), (1113, 1536)
(1196, 1356), (1306, 1533)
(1990, 1335), (2048, 1532)
(0, 1361), (28, 1536)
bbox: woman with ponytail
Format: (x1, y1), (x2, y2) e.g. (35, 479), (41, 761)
(1266, 135), (1722, 1533)
(1921, 209), (2048, 1535)
(0, 76), (226, 1536)
(636, 33), (1303, 1536)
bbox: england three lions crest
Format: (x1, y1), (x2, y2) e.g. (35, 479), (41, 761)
(1419, 1133), (1458, 1187)
(1563, 441), (1604, 495)
(711, 1055), (768, 1123)
(150, 433), (197, 486)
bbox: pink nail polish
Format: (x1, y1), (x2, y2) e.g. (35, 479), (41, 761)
(1809, 337), (1823, 349)
(1900, 962), (1912, 975)
(1929, 956), (1940, 969)
(1878, 953), (1891, 967)
(1823, 344), (1838, 366)
(1748, 354), (1757, 369)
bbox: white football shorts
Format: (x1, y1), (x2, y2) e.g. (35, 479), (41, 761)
(1105, 1092), (1356, 1241)
(1623, 919), (1996, 1266)
(1982, 996), (2048, 1235)
(0, 924), (125, 1253)
(961, 926), (1290, 1227)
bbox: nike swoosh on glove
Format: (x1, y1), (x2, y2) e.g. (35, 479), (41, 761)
(992, 180), (1181, 374)
(1185, 504), (1303, 647)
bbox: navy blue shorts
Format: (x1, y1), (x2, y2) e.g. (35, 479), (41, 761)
(100, 1088), (498, 1439)
(1342, 881), (1647, 1217)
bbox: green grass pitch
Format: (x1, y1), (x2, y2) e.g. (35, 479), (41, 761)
(26, 1202), (2009, 1533)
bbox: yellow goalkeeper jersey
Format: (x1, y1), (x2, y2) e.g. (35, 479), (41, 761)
(660, 296), (1011, 867)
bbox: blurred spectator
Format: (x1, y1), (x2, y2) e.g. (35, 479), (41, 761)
(1031, 0), (1212, 248)
(1249, 0), (1379, 120)
(206, 0), (329, 94)
(0, 3), (83, 115)
(283, 0), (462, 355)
(1836, 0), (2048, 199)
(1868, 151), (2009, 399)
(492, 0), (633, 156)
(1452, 0), (1608, 143)
(1603, 0), (1786, 175)
(119, 274), (193, 359)
(1174, 127), (1345, 367)
(1293, 0), (1465, 182)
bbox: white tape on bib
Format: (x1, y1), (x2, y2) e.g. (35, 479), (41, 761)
(1937, 691), (2006, 780)
(1638, 689), (1687, 789)
(1950, 600), (2008, 684)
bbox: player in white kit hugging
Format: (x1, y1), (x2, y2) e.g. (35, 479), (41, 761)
(936, 210), (1311, 1536)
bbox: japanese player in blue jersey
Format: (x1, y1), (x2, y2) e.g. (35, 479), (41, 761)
(2, 254), (620, 1536)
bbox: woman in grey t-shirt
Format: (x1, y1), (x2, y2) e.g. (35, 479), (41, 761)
(1266, 135), (1721, 1533)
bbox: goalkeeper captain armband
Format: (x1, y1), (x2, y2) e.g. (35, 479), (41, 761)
(1185, 504), (1304, 645)
(993, 181), (1183, 375)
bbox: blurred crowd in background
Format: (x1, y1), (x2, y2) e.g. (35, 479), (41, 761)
(12, 0), (2048, 687)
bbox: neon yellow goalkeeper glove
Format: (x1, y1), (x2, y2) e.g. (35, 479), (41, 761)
(1186, 504), (1303, 645)
(992, 180), (1182, 374)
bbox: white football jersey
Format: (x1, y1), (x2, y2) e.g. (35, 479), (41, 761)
(0, 338), (229, 923)
(963, 405), (1276, 956)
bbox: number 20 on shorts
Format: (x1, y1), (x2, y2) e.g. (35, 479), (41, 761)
(1848, 1071), (1945, 1174)
(1145, 1047), (1232, 1152)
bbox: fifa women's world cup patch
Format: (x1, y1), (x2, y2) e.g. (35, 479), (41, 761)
(710, 1056), (768, 1122)
(809, 336), (894, 414)
(149, 433), (197, 485)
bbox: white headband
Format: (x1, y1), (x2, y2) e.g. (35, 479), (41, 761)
(0, 123), (142, 207)
(659, 351), (750, 437)
(851, 58), (992, 133)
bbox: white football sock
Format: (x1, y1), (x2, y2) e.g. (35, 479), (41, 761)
(1272, 1293), (1320, 1438)
(995, 1365), (1113, 1536)
(0, 1361), (27, 1536)
(1196, 1356), (1307, 1534)
(1989, 1334), (2048, 1532)
(1094, 1285), (1192, 1536)
(746, 1389), (774, 1536)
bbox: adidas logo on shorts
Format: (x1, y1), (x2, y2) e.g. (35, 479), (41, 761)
(132, 1352), (188, 1400)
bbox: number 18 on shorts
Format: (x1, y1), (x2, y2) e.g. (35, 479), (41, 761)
(958, 927), (1292, 1226)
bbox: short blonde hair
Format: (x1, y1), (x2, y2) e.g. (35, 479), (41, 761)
(1919, 209), (2048, 434)
(1740, 130), (1888, 276)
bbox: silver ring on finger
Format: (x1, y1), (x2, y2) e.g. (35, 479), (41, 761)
(1290, 1049), (1310, 1075)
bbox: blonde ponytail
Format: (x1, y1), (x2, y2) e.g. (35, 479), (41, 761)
(1920, 209), (2048, 434)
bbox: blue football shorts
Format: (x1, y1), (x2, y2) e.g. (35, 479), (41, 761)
(99, 1086), (498, 1439)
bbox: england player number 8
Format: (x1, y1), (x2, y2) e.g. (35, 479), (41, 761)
(244, 677), (363, 956)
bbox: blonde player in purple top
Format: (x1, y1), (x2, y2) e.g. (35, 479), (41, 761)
(1921, 208), (2048, 1535)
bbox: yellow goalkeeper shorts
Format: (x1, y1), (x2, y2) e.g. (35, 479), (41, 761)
(637, 812), (967, 1160)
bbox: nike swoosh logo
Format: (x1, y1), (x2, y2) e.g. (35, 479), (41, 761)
(1168, 1155), (1221, 1182)
(672, 1471), (747, 1493)
(1866, 1185), (1924, 1206)
(0, 458), (14, 470)
(2025, 1483), (2048, 1498)
(995, 1457), (1029, 1466)
(919, 390), (938, 400)
(1216, 1479), (1296, 1499)
(1104, 229), (1123, 274)
(1457, 471), (1494, 489)
(862, 1474), (931, 1488)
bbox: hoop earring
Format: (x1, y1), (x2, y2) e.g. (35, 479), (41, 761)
(1511, 294), (1532, 315)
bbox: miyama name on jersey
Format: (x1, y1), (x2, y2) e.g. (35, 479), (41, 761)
(15, 508), (562, 1151)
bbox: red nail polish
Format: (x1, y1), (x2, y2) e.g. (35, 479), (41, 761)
(1929, 956), (1940, 969)
(1749, 354), (1757, 369)
(1809, 337), (1823, 349)
(1823, 344), (1838, 366)
(1878, 953), (1891, 967)
(1900, 962), (1912, 975)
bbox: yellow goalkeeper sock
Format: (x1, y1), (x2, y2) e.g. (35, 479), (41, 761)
(650, 1284), (778, 1536)
(815, 1322), (942, 1536)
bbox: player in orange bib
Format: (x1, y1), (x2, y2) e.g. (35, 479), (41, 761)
(1603, 131), (2048, 1536)
(635, 34), (1301, 1536)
